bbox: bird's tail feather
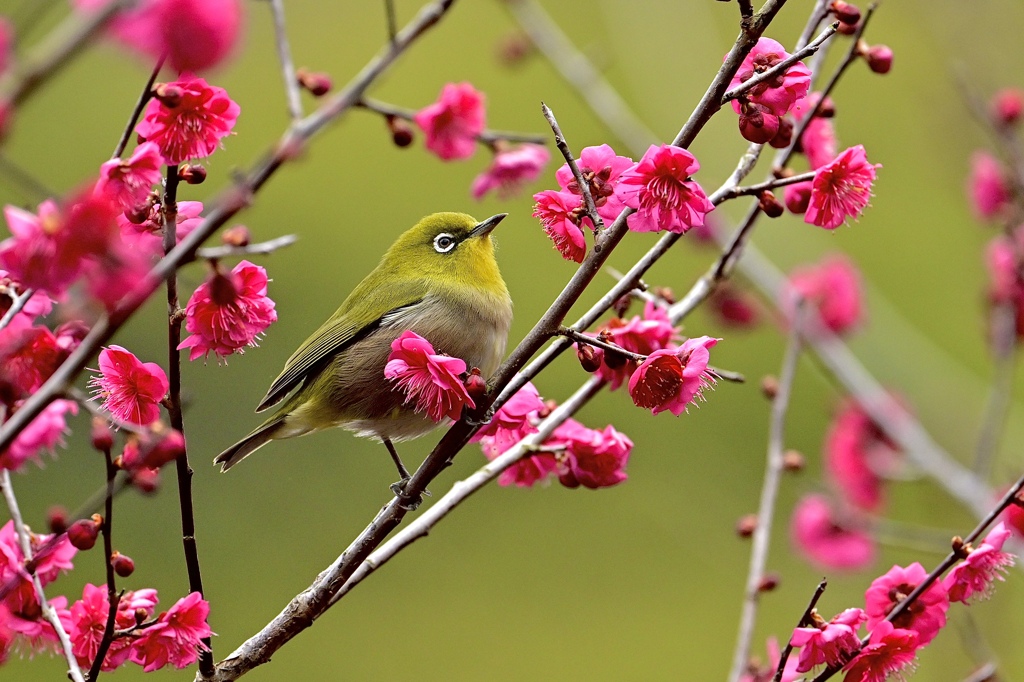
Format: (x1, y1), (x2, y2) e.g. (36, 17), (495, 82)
(215, 418), (285, 472)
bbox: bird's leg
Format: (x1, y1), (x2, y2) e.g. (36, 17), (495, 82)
(383, 438), (422, 511)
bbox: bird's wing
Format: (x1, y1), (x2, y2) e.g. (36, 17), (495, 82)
(256, 279), (428, 412)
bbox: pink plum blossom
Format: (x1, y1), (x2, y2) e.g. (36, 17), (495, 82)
(532, 189), (586, 262)
(178, 260), (277, 361)
(802, 116), (837, 170)
(119, 199), (204, 257)
(473, 383), (558, 487)
(729, 37), (811, 117)
(0, 521), (76, 620)
(0, 399), (77, 471)
(555, 144), (635, 227)
(595, 301), (678, 390)
(547, 418), (632, 490)
(968, 151), (1012, 222)
(3, 595), (72, 654)
(616, 144), (714, 233)
(790, 494), (875, 571)
(789, 608), (866, 672)
(0, 324), (63, 405)
(824, 402), (902, 513)
(864, 562), (949, 647)
(471, 144), (550, 199)
(943, 522), (1015, 603)
(130, 592), (212, 671)
(384, 330), (474, 422)
(783, 255), (864, 335)
(841, 621), (919, 682)
(90, 345), (169, 426)
(136, 74), (240, 164)
(627, 336), (718, 415)
(97, 142), (163, 212)
(414, 82), (485, 161)
(805, 145), (880, 229)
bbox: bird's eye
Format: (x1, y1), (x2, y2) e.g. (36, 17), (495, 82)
(433, 233), (457, 253)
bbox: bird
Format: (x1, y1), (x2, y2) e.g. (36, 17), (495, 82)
(214, 212), (513, 482)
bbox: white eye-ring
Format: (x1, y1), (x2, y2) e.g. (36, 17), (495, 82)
(433, 233), (457, 253)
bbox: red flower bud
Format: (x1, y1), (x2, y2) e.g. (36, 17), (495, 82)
(91, 416), (114, 452)
(179, 164), (207, 185)
(221, 224), (251, 247)
(387, 116), (414, 148)
(760, 375), (779, 399)
(865, 44), (893, 74)
(612, 294), (633, 319)
(148, 429), (186, 469)
(153, 83), (184, 108)
(768, 116), (793, 149)
(297, 68), (332, 97)
(830, 0), (861, 24)
(758, 573), (781, 592)
(758, 190), (785, 218)
(111, 551), (136, 578)
(496, 31), (533, 67)
(131, 468), (160, 494)
(463, 367), (487, 403)
(577, 343), (604, 373)
(992, 88), (1024, 126)
(738, 104), (780, 144)
(47, 506), (69, 535)
(67, 517), (101, 551)
(783, 449), (806, 471)
(736, 514), (758, 538)
(837, 19), (860, 35)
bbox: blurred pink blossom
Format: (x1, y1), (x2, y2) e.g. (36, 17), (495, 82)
(414, 82), (485, 161)
(790, 494), (875, 571)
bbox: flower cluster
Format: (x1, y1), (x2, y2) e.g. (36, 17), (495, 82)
(729, 37), (811, 145)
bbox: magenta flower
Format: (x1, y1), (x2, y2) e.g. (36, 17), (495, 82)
(0, 324), (64, 405)
(0, 399), (77, 471)
(471, 144), (550, 199)
(119, 199), (204, 257)
(130, 592), (212, 671)
(802, 116), (838, 170)
(628, 336), (719, 415)
(790, 608), (866, 673)
(178, 260), (277, 361)
(841, 621), (919, 682)
(790, 494), (875, 571)
(384, 330), (475, 422)
(824, 402), (902, 513)
(783, 255), (864, 335)
(596, 301), (678, 390)
(783, 180), (812, 214)
(70, 584), (159, 671)
(555, 144), (635, 226)
(474, 383), (559, 487)
(90, 345), (169, 426)
(968, 151), (1012, 222)
(729, 37), (811, 117)
(136, 74), (240, 164)
(533, 189), (587, 263)
(0, 521), (76, 620)
(864, 562), (949, 647)
(805, 145), (880, 230)
(97, 142), (163, 213)
(616, 144), (714, 233)
(3, 595), (72, 654)
(548, 419), (632, 490)
(943, 522), (1015, 603)
(75, 0), (241, 73)
(414, 82), (485, 161)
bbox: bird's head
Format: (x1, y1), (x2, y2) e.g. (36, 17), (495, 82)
(383, 212), (508, 294)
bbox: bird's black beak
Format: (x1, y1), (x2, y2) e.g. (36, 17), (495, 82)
(470, 213), (507, 238)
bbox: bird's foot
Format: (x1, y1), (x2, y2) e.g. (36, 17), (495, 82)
(390, 477), (428, 510)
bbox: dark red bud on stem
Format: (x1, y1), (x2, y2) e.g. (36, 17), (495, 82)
(111, 551), (136, 577)
(47, 506), (69, 535)
(865, 44), (893, 74)
(179, 164), (207, 184)
(296, 68), (332, 97)
(758, 190), (785, 218)
(386, 115), (414, 148)
(91, 416), (114, 452)
(577, 343), (604, 373)
(736, 514), (758, 538)
(68, 518), (101, 551)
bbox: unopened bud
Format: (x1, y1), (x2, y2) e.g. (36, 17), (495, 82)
(297, 68), (332, 97)
(130, 468), (160, 494)
(992, 88), (1024, 126)
(601, 347), (628, 370)
(464, 368), (487, 403)
(179, 164), (207, 185)
(768, 117), (793, 149)
(153, 83), (183, 108)
(148, 430), (186, 469)
(761, 375), (779, 399)
(738, 105), (780, 144)
(612, 294), (633, 318)
(111, 551), (136, 577)
(67, 517), (101, 551)
(758, 573), (781, 592)
(653, 287), (676, 304)
(758, 190), (785, 218)
(837, 19), (859, 35)
(91, 416), (114, 452)
(736, 514), (758, 538)
(783, 449), (806, 472)
(47, 506), (69, 535)
(577, 343), (604, 373)
(865, 44), (893, 74)
(830, 0), (861, 24)
(496, 31), (533, 66)
(221, 224), (251, 247)
(386, 115), (414, 148)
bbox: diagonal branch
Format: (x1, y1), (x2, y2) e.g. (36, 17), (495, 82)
(269, 0), (303, 122)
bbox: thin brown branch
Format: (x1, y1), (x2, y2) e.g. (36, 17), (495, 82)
(269, 0), (303, 122)
(112, 56), (164, 159)
(195, 234), (299, 261)
(772, 580), (828, 682)
(542, 102), (603, 230)
(0, 286), (36, 332)
(727, 303), (803, 682)
(556, 326), (644, 362)
(718, 170), (816, 201)
(87, 447), (122, 682)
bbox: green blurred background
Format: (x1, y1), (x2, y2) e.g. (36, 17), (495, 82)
(3, 0), (1024, 679)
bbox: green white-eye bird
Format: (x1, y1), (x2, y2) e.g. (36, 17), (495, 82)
(214, 212), (513, 477)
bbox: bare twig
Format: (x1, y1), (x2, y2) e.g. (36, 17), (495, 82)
(0, 470), (86, 682)
(269, 0), (303, 122)
(557, 326), (644, 362)
(961, 663), (998, 682)
(727, 303), (803, 682)
(542, 102), (603, 230)
(0, 286), (36, 332)
(195, 234), (299, 261)
(87, 446), (122, 682)
(772, 580), (827, 682)
(112, 56), (164, 159)
(721, 22), (838, 104)
(718, 170), (816, 201)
